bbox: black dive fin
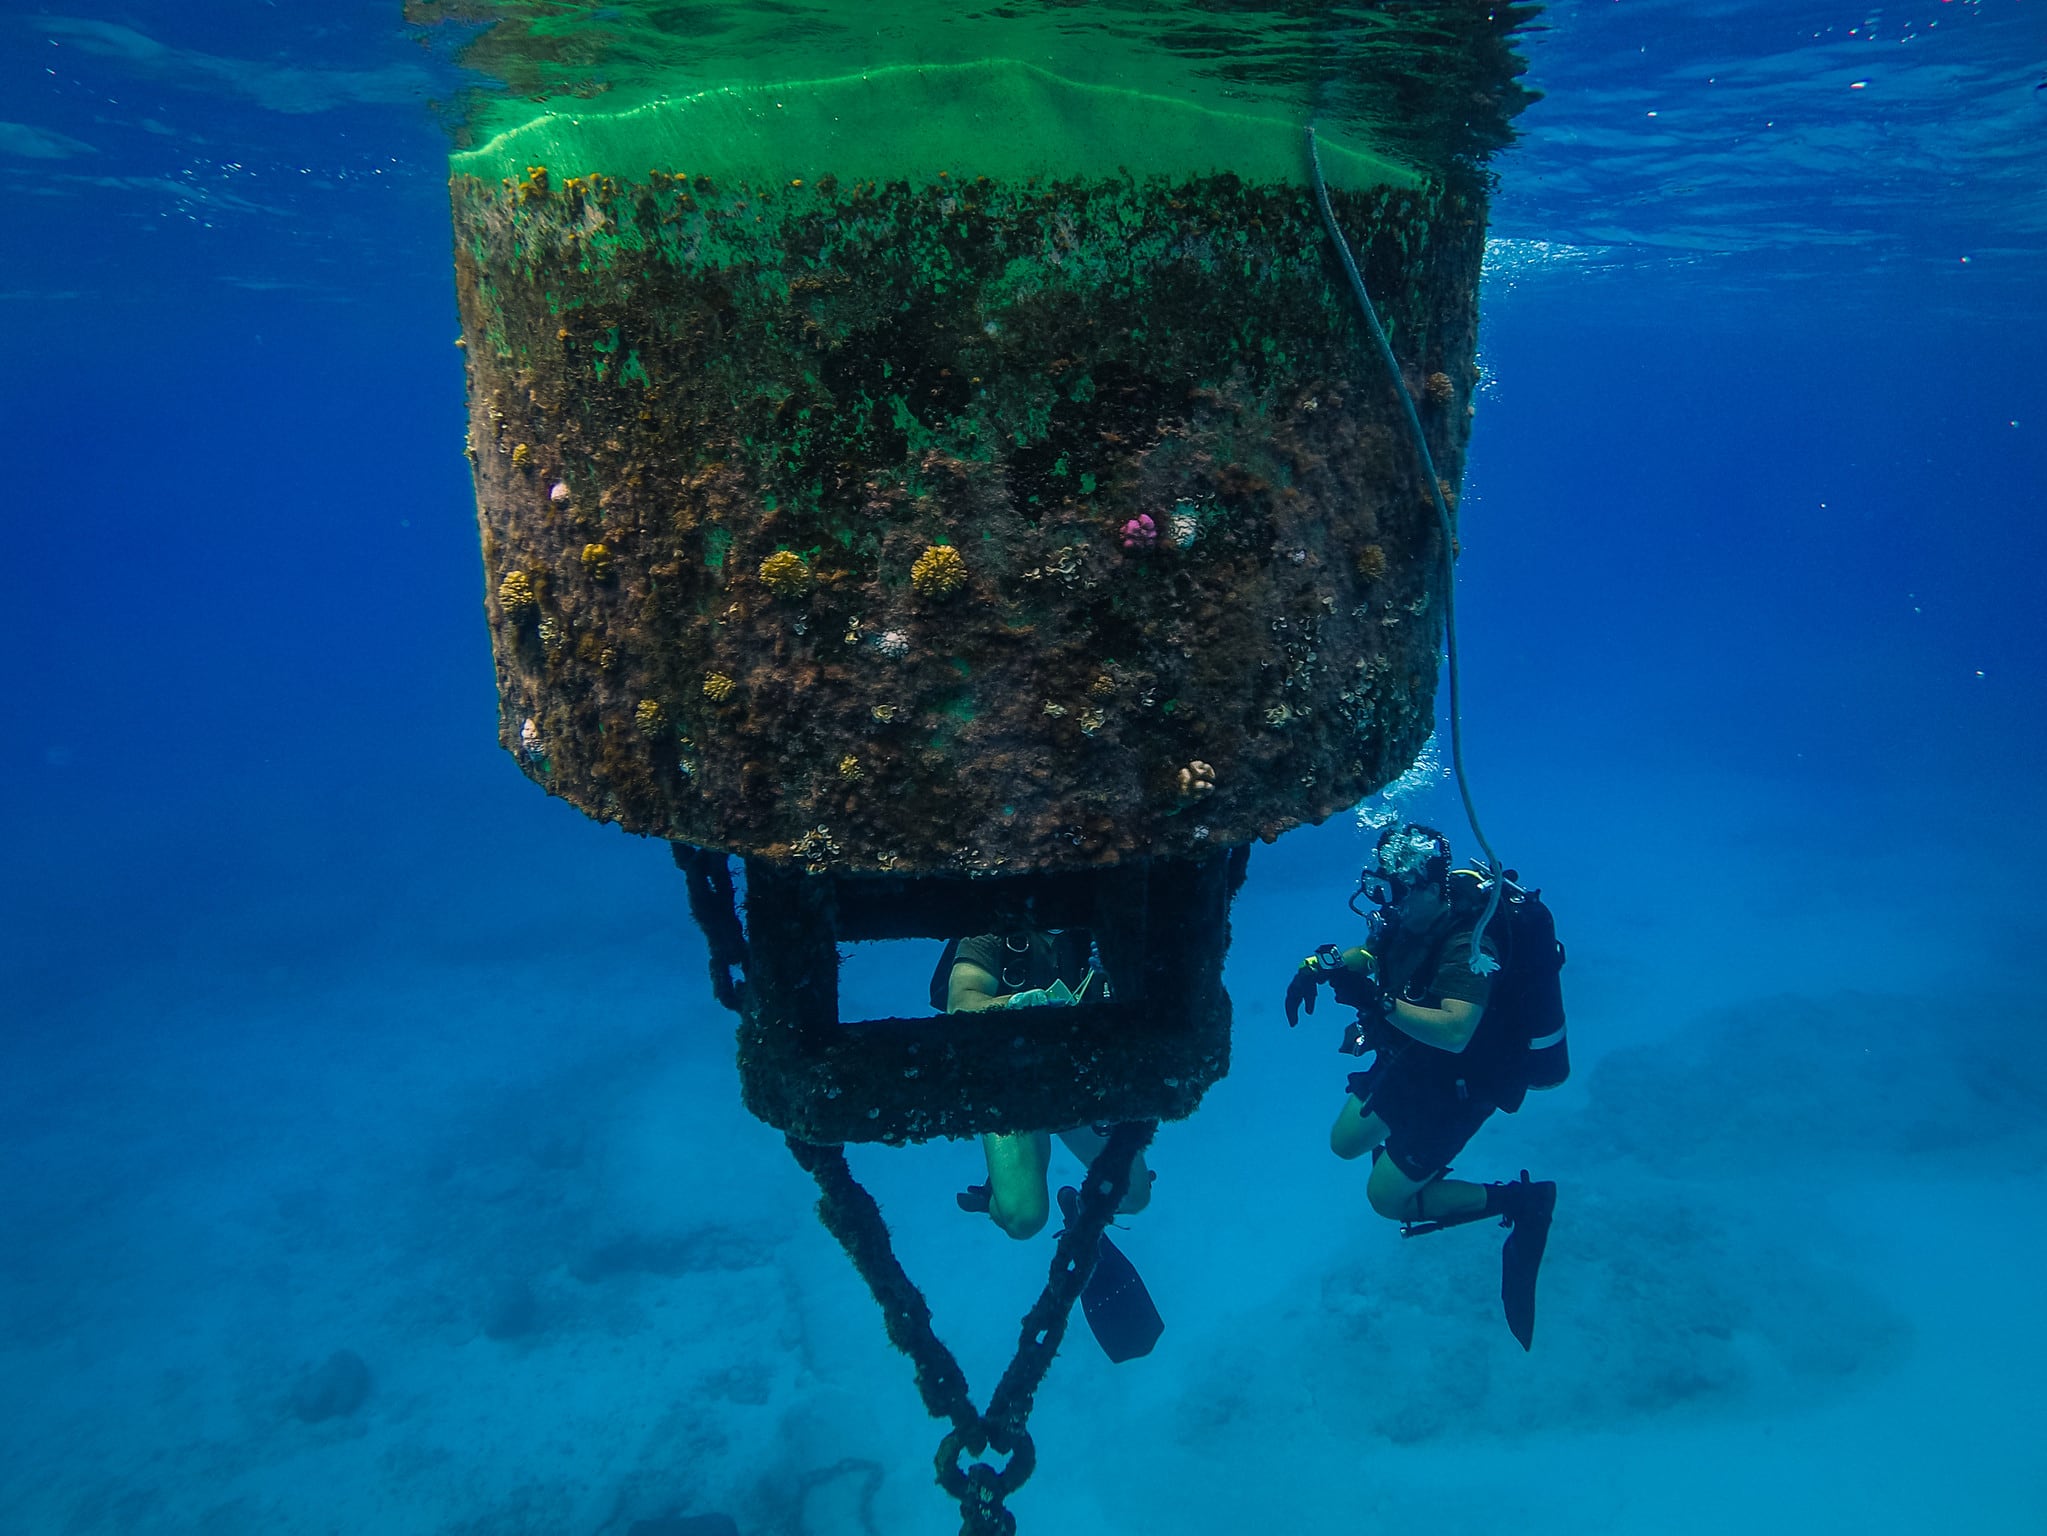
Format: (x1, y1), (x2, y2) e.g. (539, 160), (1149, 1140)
(1057, 1186), (1164, 1363)
(1499, 1174), (1557, 1351)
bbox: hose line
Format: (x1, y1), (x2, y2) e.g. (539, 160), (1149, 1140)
(1306, 123), (1504, 969)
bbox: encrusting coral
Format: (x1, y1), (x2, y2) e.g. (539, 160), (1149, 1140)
(581, 542), (614, 581)
(635, 698), (666, 732)
(758, 549), (812, 595)
(498, 570), (537, 619)
(909, 544), (967, 599)
(702, 672), (736, 702)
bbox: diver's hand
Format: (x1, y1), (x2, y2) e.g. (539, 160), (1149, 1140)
(1284, 966), (1322, 1027)
(1285, 945), (1343, 1025)
(1002, 986), (1074, 1010)
(1329, 969), (1388, 1019)
(1332, 970), (1393, 1055)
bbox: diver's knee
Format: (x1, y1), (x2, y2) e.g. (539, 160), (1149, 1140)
(992, 1195), (1048, 1240)
(1365, 1174), (1419, 1223)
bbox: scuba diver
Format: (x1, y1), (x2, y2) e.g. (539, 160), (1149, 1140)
(941, 928), (1153, 1238)
(1285, 823), (1569, 1349)
(934, 928), (1164, 1362)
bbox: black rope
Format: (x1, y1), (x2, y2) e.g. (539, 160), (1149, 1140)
(671, 843), (748, 1011)
(788, 1121), (1153, 1536)
(1304, 124), (1508, 969)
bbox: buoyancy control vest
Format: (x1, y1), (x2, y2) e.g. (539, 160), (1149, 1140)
(1446, 869), (1570, 1113)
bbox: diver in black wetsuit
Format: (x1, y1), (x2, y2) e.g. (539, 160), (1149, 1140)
(1286, 824), (1560, 1349)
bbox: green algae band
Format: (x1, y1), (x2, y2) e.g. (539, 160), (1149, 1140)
(453, 64), (1486, 874)
(452, 60), (1419, 193)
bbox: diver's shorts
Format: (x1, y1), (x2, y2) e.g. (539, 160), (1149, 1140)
(1346, 1057), (1496, 1184)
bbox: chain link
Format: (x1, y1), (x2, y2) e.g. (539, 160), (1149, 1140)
(790, 1121), (1153, 1534)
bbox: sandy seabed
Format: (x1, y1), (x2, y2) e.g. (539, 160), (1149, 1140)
(4, 767), (2043, 1536)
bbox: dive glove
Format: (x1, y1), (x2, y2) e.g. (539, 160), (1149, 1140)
(1284, 945), (1346, 1026)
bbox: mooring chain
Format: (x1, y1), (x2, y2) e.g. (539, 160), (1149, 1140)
(788, 1121), (1154, 1536)
(671, 844), (749, 1011)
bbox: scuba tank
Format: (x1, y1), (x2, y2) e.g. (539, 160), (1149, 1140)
(1449, 868), (1570, 1108)
(1500, 877), (1569, 1092)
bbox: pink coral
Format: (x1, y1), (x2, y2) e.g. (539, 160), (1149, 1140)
(1120, 513), (1159, 551)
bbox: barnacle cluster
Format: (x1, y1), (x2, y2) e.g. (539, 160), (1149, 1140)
(1021, 544), (1087, 588)
(910, 544), (967, 598)
(791, 825), (840, 873)
(702, 671), (736, 701)
(758, 550), (812, 595)
(498, 570), (537, 619)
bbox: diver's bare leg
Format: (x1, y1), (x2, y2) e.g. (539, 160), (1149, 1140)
(980, 1130), (1053, 1239)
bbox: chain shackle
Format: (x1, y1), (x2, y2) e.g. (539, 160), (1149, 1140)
(936, 1424), (1036, 1525)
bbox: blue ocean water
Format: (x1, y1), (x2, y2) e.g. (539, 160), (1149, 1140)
(4, 3), (2044, 1533)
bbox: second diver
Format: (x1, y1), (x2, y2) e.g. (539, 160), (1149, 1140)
(1286, 823), (1569, 1349)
